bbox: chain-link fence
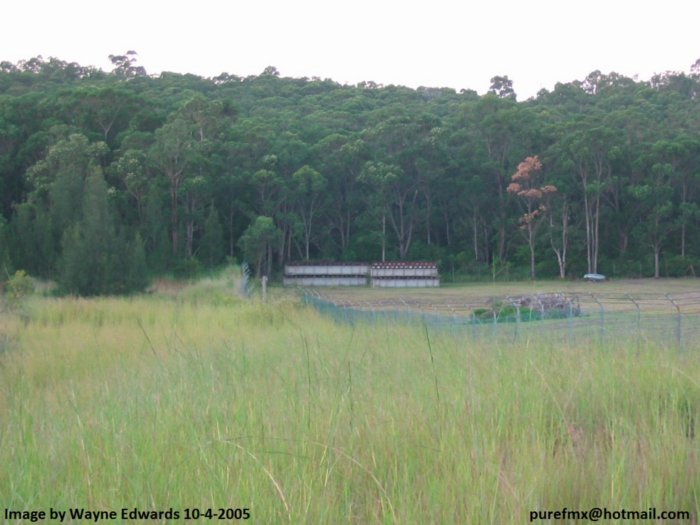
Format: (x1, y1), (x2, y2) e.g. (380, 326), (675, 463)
(302, 289), (700, 350)
(240, 263), (253, 297)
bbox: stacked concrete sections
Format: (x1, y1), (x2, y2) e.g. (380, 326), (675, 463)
(283, 262), (369, 286)
(283, 261), (440, 287)
(370, 262), (439, 288)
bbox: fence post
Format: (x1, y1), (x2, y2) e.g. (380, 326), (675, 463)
(450, 307), (457, 340)
(666, 294), (683, 351)
(567, 296), (574, 346)
(492, 308), (497, 340)
(240, 262), (252, 297)
(590, 294), (605, 346)
(626, 293), (641, 351)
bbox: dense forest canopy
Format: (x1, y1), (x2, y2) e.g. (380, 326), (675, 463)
(2, 54), (700, 293)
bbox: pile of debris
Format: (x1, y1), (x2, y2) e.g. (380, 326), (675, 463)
(505, 293), (581, 317)
(473, 293), (581, 322)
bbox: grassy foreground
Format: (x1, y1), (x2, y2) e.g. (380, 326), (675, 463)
(1, 280), (700, 523)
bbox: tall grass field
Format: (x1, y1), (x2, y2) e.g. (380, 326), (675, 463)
(1, 276), (699, 523)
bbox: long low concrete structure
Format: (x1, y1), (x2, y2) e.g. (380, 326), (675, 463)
(370, 263), (439, 278)
(371, 277), (440, 288)
(285, 263), (369, 276)
(283, 276), (368, 287)
(284, 261), (440, 287)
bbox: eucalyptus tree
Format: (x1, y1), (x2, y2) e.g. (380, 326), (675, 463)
(199, 205), (225, 267)
(358, 161), (418, 260)
(557, 120), (615, 274)
(0, 111), (22, 217)
(628, 163), (675, 278)
(149, 116), (191, 257)
(238, 216), (281, 278)
(252, 165), (284, 217)
(290, 164), (327, 260)
(415, 125), (449, 247)
(112, 148), (149, 225)
(488, 75), (517, 100)
(362, 112), (438, 259)
(650, 136), (700, 259)
(60, 85), (141, 144)
(442, 105), (492, 263)
(249, 156), (289, 262)
(149, 94), (226, 258)
(540, 143), (578, 279)
(268, 131), (310, 262)
(181, 174), (210, 258)
(108, 50), (147, 79)
(311, 134), (369, 257)
(0, 216), (12, 274)
(472, 94), (525, 262)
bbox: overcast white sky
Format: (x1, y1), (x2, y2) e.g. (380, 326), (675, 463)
(2, 0), (699, 99)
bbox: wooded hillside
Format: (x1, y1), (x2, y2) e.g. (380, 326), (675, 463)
(2, 54), (700, 292)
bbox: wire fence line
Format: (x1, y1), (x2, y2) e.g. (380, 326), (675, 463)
(240, 263), (253, 298)
(301, 289), (700, 350)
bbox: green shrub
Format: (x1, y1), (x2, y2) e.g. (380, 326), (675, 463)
(173, 257), (202, 280)
(6, 270), (34, 302)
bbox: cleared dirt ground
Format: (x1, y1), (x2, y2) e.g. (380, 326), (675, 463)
(300, 278), (700, 315)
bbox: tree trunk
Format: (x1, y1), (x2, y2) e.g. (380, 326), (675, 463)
(529, 227), (536, 280)
(581, 171), (593, 274)
(549, 201), (568, 279)
(498, 222), (506, 262)
(170, 183), (179, 256)
(425, 192), (432, 245)
(619, 231), (629, 255)
(681, 222), (686, 259)
(472, 209), (479, 263)
(344, 210), (351, 253)
(443, 209), (452, 246)
(255, 254), (263, 278)
(654, 246), (661, 278)
(228, 209), (235, 258)
(186, 220), (195, 258)
(559, 205), (568, 279)
(337, 210), (347, 255)
(381, 212), (386, 262)
(592, 192), (600, 274)
(266, 242), (272, 278)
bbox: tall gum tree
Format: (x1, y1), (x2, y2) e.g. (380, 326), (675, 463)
(363, 112), (438, 259)
(358, 161), (414, 260)
(149, 95), (225, 258)
(291, 164), (326, 260)
(540, 150), (575, 279)
(474, 95), (524, 262)
(651, 137), (700, 259)
(629, 163), (674, 278)
(311, 135), (368, 257)
(559, 122), (614, 274)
